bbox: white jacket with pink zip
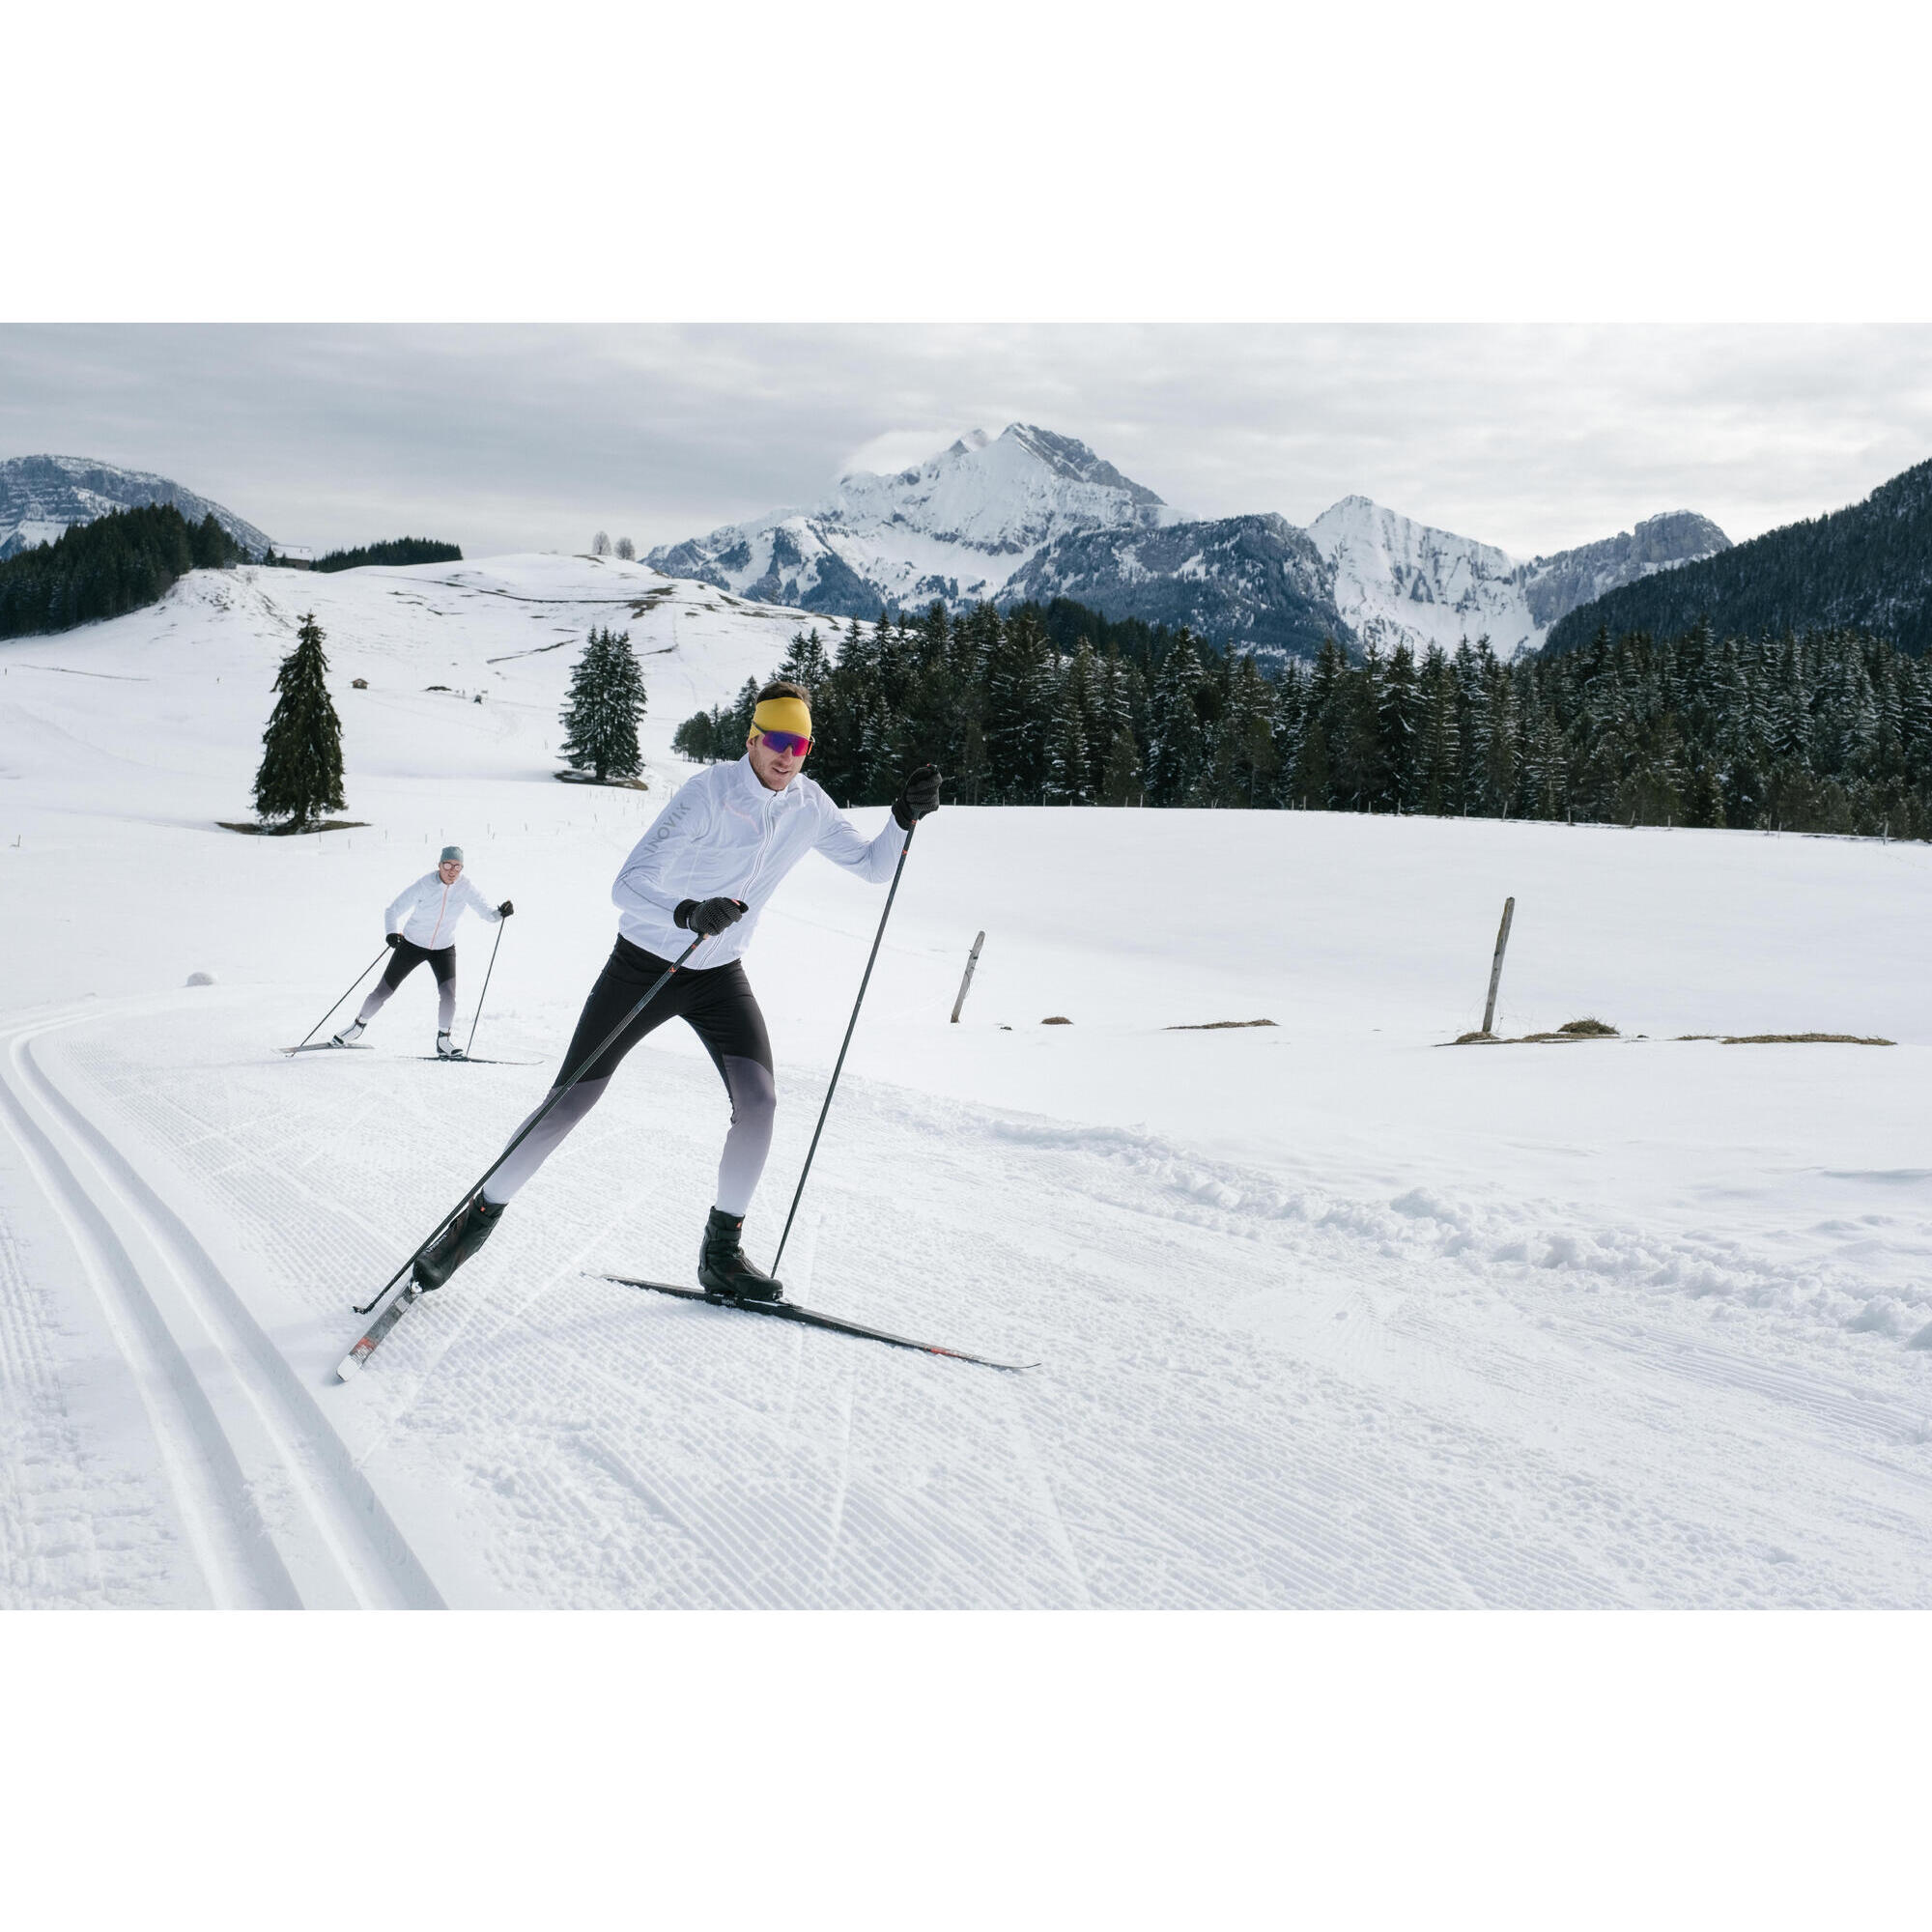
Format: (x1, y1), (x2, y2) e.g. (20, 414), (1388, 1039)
(384, 871), (502, 950)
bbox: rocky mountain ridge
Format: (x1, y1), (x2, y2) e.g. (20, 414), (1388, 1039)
(0, 455), (271, 561)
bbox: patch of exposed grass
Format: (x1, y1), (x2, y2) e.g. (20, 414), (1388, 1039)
(1041, 1015), (1073, 1025)
(1720, 1033), (1894, 1046)
(1451, 1027), (1895, 1048)
(1166, 1019), (1278, 1031)
(1450, 1024), (1622, 1045)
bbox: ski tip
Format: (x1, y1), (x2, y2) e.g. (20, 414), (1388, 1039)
(334, 1352), (364, 1380)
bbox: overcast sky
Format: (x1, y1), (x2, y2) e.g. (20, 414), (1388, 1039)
(5, 326), (1930, 564)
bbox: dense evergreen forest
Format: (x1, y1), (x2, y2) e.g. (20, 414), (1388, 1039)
(1547, 455), (1932, 658)
(268, 537), (463, 572)
(0, 504), (243, 639)
(674, 599), (1932, 839)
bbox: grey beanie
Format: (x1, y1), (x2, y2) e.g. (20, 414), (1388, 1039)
(440, 845), (465, 864)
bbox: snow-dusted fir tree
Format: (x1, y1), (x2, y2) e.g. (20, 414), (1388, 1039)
(1144, 631), (1205, 806)
(1378, 642), (1422, 811)
(778, 627), (833, 696)
(560, 626), (646, 781)
(983, 610), (1052, 801)
(252, 612), (345, 830)
(1044, 657), (1093, 805)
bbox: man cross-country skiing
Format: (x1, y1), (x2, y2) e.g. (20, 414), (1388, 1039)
(333, 846), (514, 1058)
(411, 681), (940, 1297)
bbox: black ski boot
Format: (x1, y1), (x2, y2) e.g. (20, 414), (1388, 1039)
(412, 1192), (504, 1291)
(696, 1207), (783, 1303)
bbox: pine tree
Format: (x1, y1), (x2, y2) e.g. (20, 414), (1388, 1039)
(253, 612), (345, 829)
(1144, 631), (1206, 806)
(1519, 712), (1568, 820)
(1484, 654), (1520, 812)
(560, 626), (646, 780)
(1769, 639), (1810, 766)
(1044, 660), (1093, 804)
(1214, 651), (1279, 806)
(915, 600), (951, 673)
(1377, 642), (1422, 810)
(1098, 728), (1140, 806)
(1292, 639), (1350, 810)
(984, 610), (1053, 802)
(1269, 663), (1306, 806)
(730, 675), (759, 741)
(1416, 646), (1458, 814)
(1061, 639), (1108, 799)
(671, 710), (722, 761)
(1331, 638), (1384, 808)
(778, 627), (833, 695)
(1457, 640), (1495, 812)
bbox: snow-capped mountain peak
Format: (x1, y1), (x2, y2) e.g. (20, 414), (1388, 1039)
(648, 423), (1171, 615)
(1309, 495), (1730, 659)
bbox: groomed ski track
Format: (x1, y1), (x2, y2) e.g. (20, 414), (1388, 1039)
(0, 999), (441, 1609)
(6, 985), (1932, 1609)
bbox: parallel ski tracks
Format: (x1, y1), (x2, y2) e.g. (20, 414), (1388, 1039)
(0, 1003), (442, 1610)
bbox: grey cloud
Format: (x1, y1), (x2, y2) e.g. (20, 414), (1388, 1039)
(2, 325), (1928, 560)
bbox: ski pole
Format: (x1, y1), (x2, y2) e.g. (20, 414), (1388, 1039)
(465, 917), (508, 1059)
(771, 819), (917, 1275)
(354, 930), (708, 1315)
(286, 946), (390, 1055)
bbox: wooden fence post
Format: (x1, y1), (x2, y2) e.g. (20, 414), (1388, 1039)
(951, 931), (985, 1024)
(1481, 897), (1516, 1037)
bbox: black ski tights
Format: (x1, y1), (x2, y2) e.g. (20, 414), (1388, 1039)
(481, 937), (776, 1214)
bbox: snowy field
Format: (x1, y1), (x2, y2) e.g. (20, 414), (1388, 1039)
(5, 555), (1932, 1608)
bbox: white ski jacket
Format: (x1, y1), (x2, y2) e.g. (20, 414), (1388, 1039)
(612, 756), (903, 966)
(384, 871), (502, 950)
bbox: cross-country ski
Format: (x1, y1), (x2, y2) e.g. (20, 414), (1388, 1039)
(413, 1056), (538, 1065)
(602, 1274), (1037, 1371)
(336, 1284), (422, 1378)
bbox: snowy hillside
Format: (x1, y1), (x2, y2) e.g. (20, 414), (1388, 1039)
(0, 453), (273, 560)
(1309, 497), (1732, 660)
(648, 424), (1175, 614)
(6, 552), (1932, 1610)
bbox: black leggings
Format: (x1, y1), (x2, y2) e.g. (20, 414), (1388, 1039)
(356, 940), (457, 1031)
(482, 937), (776, 1215)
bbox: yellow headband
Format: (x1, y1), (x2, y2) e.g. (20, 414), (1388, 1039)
(751, 696), (812, 742)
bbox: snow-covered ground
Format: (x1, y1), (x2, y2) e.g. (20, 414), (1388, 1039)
(5, 554), (1932, 1608)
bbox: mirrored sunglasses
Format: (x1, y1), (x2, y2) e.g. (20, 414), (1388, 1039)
(761, 729), (812, 756)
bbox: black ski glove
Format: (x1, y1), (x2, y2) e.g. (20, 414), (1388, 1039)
(675, 896), (748, 938)
(385, 932), (404, 949)
(497, 900), (514, 917)
(893, 764), (942, 830)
